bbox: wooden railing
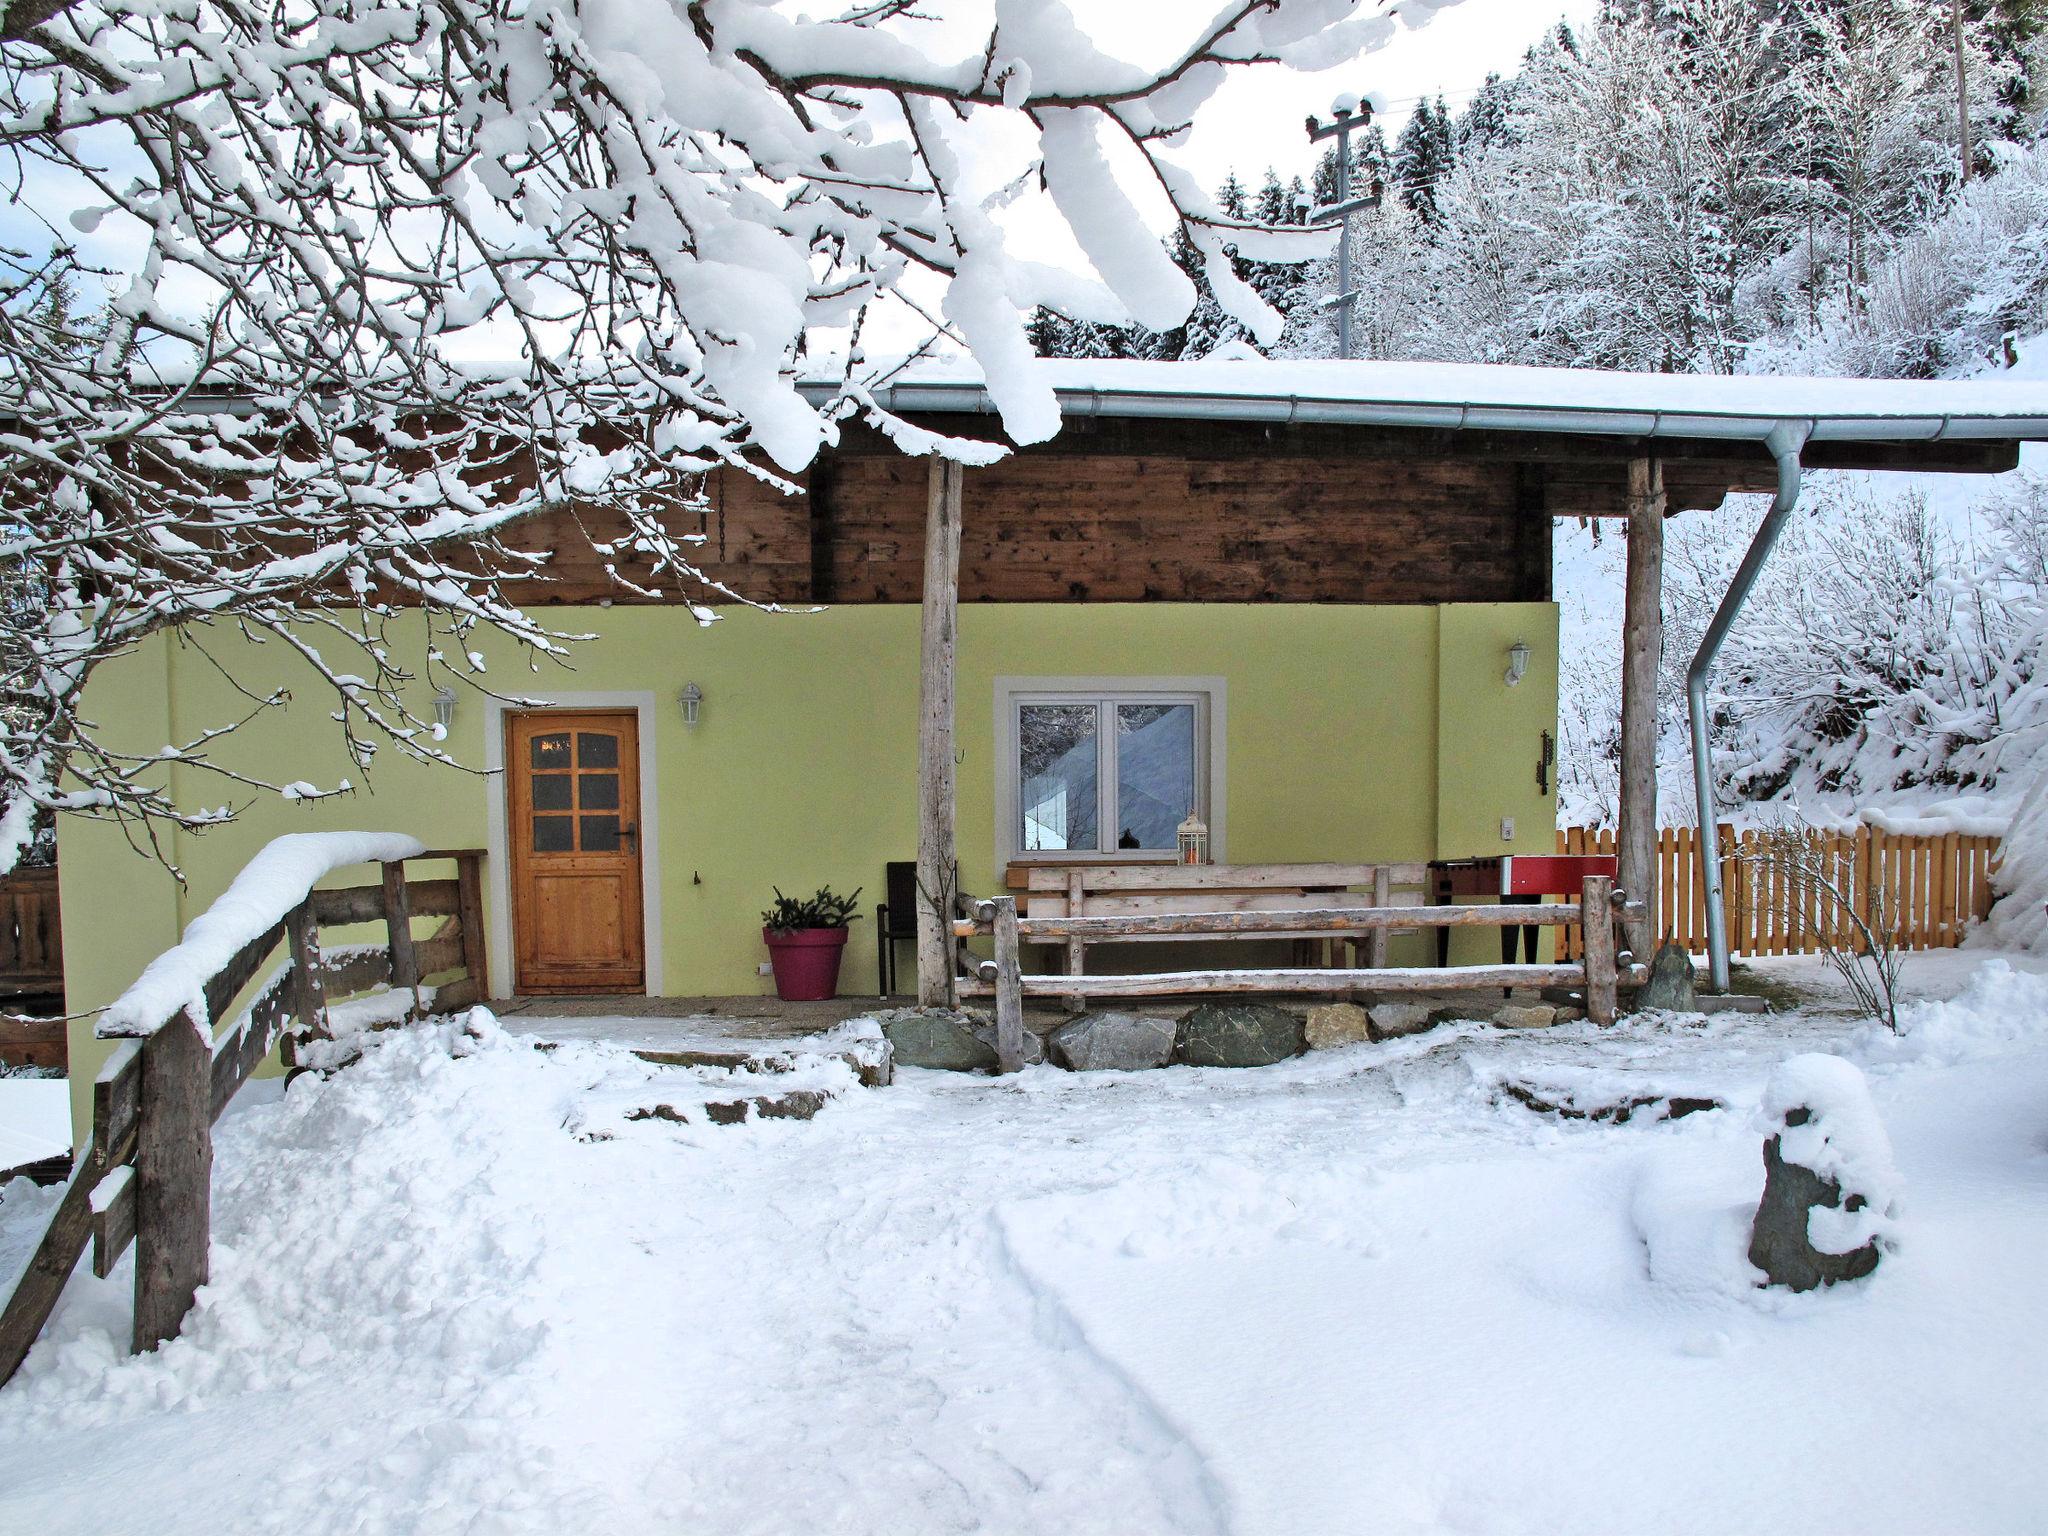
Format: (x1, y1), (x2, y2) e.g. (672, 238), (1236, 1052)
(0, 845), (487, 1390)
(954, 878), (1638, 1072)
(0, 866), (62, 998)
(1555, 825), (2002, 961)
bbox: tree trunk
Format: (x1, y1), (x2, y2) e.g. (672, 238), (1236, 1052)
(917, 458), (964, 1007)
(1619, 457), (1665, 964)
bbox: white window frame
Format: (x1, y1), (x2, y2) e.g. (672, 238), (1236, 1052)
(994, 675), (1226, 871)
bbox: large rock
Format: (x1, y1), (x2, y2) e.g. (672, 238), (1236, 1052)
(1173, 1003), (1307, 1068)
(1366, 1001), (1434, 1040)
(1050, 1011), (1176, 1072)
(879, 1009), (999, 1073)
(1305, 1002), (1373, 1050)
(1493, 1003), (1558, 1029)
(1632, 942), (1699, 1013)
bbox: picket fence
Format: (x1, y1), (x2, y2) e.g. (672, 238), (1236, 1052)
(1554, 824), (2002, 963)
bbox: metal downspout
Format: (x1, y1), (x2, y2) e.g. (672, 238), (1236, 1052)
(1689, 419), (1811, 992)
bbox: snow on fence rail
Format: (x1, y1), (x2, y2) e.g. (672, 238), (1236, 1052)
(1554, 826), (2002, 962)
(0, 836), (490, 1390)
(953, 880), (1640, 1073)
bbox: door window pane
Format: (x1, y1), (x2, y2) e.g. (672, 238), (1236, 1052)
(578, 732), (619, 769)
(1115, 704), (1196, 850)
(581, 815), (622, 853)
(579, 774), (619, 811)
(1018, 704), (1097, 852)
(532, 815), (573, 852)
(530, 732), (571, 770)
(531, 774), (572, 811)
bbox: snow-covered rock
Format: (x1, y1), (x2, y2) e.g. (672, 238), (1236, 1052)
(1748, 1054), (1900, 1291)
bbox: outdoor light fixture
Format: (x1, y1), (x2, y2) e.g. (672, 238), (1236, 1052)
(1504, 639), (1531, 689)
(432, 685), (458, 732)
(678, 682), (703, 727)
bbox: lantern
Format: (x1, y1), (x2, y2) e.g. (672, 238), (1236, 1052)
(1177, 811), (1210, 866)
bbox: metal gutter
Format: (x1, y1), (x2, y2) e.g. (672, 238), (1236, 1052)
(1688, 420), (1812, 992)
(836, 379), (2048, 444)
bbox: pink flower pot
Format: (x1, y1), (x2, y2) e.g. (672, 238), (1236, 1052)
(762, 926), (850, 1002)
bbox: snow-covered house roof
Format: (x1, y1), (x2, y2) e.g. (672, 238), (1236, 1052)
(833, 357), (2048, 446)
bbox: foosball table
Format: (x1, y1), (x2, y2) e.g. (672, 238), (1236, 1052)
(1428, 853), (1619, 965)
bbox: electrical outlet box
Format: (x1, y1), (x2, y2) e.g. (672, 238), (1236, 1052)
(757, 961), (774, 976)
(1500, 816), (1516, 842)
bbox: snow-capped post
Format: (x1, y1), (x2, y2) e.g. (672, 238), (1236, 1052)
(918, 459), (964, 1009)
(1581, 874), (1618, 1025)
(991, 897), (1027, 1074)
(1618, 458), (1666, 970)
(1748, 1055), (1900, 1292)
(132, 1010), (211, 1353)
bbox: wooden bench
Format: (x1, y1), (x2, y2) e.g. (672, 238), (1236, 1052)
(1005, 862), (1427, 994)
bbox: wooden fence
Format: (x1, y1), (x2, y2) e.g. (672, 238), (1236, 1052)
(0, 866), (62, 997)
(1555, 825), (2002, 962)
(955, 877), (1640, 1071)
(0, 846), (487, 1390)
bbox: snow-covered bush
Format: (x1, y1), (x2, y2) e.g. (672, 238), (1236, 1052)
(1758, 144), (2048, 378)
(1661, 477), (2046, 809)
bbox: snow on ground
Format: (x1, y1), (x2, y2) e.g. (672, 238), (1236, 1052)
(0, 1076), (70, 1169)
(3, 960), (2047, 1535)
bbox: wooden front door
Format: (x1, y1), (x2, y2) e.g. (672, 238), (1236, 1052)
(508, 710), (646, 994)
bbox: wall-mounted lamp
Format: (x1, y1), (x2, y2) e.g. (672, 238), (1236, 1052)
(432, 685), (458, 732)
(1504, 639), (1531, 689)
(678, 682), (704, 727)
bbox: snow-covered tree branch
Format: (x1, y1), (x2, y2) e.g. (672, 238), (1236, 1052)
(0, 0), (1461, 872)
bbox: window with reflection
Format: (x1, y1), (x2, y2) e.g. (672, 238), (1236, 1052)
(1008, 690), (1211, 859)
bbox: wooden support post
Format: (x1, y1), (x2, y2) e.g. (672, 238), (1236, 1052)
(132, 1011), (212, 1353)
(991, 896), (1026, 1074)
(284, 900), (328, 1036)
(1618, 457), (1665, 964)
(1064, 869), (1086, 1014)
(1367, 866), (1392, 969)
(454, 851), (489, 1003)
(1582, 875), (1618, 1027)
(381, 861), (420, 1017)
(916, 458), (964, 1008)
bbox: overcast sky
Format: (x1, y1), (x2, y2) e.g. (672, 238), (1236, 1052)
(1109, 0), (1601, 193)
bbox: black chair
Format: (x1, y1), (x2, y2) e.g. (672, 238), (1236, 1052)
(876, 861), (919, 997)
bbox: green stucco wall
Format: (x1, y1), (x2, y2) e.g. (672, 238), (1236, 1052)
(59, 600), (1559, 1142)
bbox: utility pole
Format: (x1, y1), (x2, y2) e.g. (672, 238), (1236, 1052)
(1952, 0), (1974, 184)
(1304, 98), (1382, 360)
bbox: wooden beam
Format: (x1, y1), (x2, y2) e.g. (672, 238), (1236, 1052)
(1618, 457), (1665, 962)
(916, 457), (963, 1007)
(959, 964), (1582, 999)
(90, 1165), (135, 1281)
(0, 1158), (95, 1386)
(960, 902), (1587, 940)
(132, 1011), (211, 1353)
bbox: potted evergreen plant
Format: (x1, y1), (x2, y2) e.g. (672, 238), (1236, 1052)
(761, 885), (863, 1002)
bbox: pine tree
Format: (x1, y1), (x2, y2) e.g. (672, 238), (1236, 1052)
(1394, 97), (1457, 223)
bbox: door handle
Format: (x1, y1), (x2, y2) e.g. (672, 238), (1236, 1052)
(621, 822), (639, 852)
